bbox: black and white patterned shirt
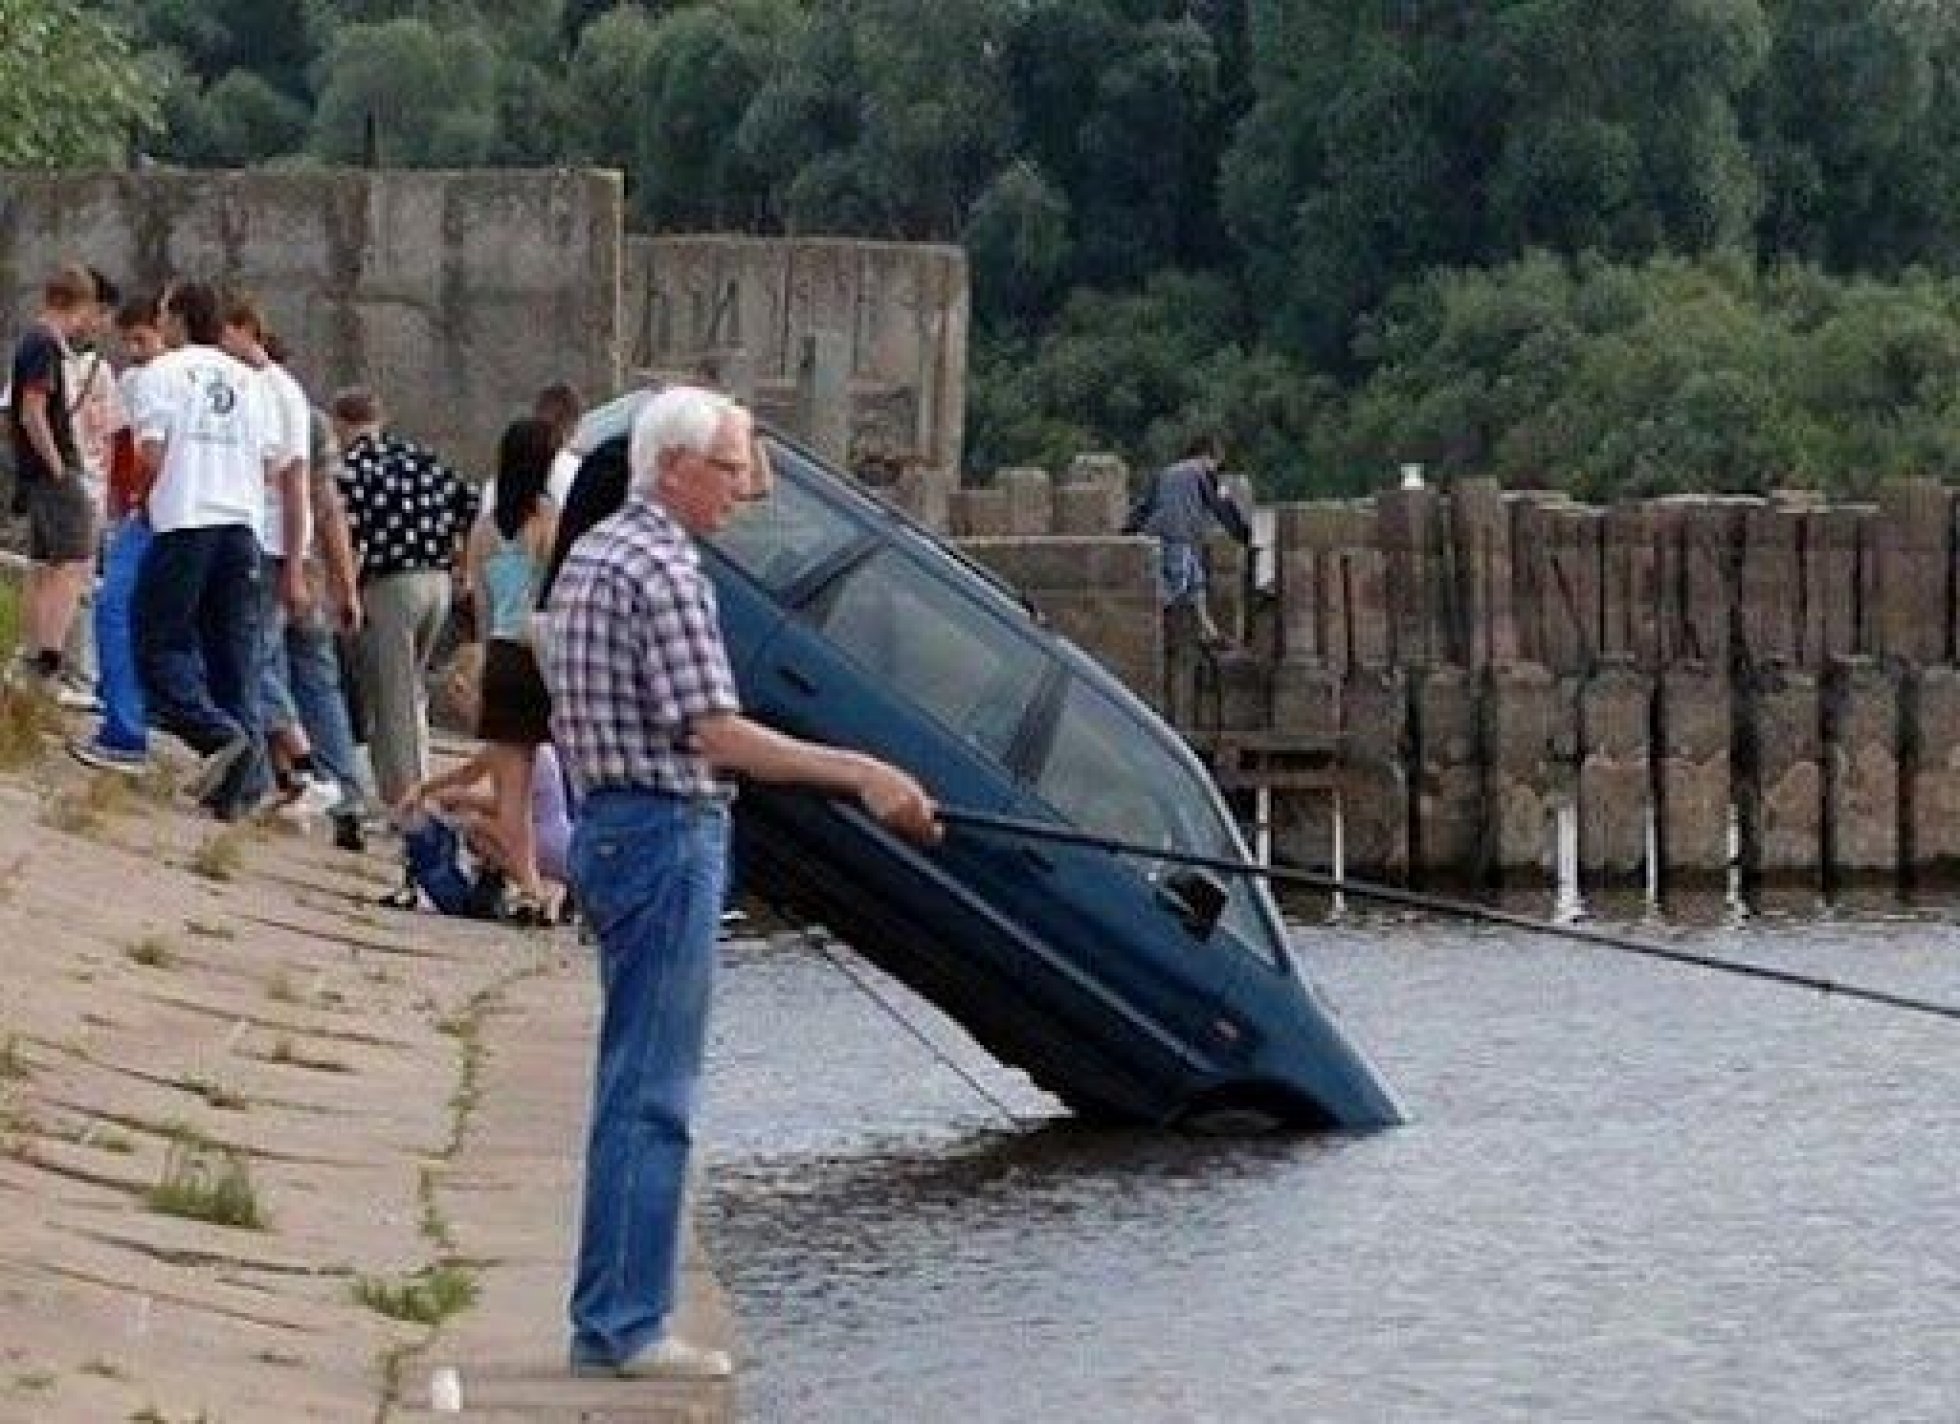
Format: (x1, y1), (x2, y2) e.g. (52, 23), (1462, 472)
(542, 496), (741, 800)
(336, 429), (476, 582)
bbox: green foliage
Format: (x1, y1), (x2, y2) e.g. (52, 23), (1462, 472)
(75, 0), (1960, 496)
(147, 1132), (264, 1228)
(352, 1264), (478, 1324)
(0, 0), (160, 167)
(310, 17), (500, 166)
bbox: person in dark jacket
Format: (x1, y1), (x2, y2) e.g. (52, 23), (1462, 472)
(1122, 433), (1250, 646)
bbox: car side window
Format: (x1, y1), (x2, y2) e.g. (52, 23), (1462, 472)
(816, 547), (1047, 763)
(1036, 679), (1281, 962)
(705, 441), (865, 593)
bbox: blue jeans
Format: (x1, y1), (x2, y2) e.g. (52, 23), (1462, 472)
(568, 790), (730, 1366)
(134, 523), (265, 810)
(287, 608), (365, 813)
(91, 514), (153, 754)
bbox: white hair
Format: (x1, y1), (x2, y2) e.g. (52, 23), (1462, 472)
(629, 385), (735, 494)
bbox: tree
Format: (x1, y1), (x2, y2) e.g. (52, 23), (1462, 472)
(964, 161), (1073, 322)
(0, 0), (159, 168)
(310, 18), (499, 167)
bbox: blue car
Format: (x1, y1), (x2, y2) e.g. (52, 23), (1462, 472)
(557, 392), (1404, 1132)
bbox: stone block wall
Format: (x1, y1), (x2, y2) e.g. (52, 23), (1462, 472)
(622, 234), (967, 489)
(961, 473), (1960, 890)
(1, 170), (624, 477)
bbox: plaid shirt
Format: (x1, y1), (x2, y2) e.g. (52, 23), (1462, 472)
(542, 496), (740, 800)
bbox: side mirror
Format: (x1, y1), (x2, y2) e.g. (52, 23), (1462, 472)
(1159, 867), (1229, 939)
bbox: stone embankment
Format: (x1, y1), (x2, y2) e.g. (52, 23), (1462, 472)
(0, 698), (733, 1422)
(959, 471), (1960, 893)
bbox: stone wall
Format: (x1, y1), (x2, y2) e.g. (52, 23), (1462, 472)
(0, 170), (625, 478)
(966, 473), (1960, 892)
(622, 234), (967, 492)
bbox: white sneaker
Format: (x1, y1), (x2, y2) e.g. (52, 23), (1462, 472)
(276, 773), (341, 821)
(571, 1336), (733, 1380)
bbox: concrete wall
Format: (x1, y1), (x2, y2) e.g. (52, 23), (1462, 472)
(964, 475), (1960, 890)
(1, 170), (625, 476)
(623, 234), (968, 488)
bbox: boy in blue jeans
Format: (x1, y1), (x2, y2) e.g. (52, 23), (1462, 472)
(69, 294), (167, 775)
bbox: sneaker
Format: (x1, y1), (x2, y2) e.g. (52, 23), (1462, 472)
(188, 734), (253, 803)
(274, 773), (341, 823)
(67, 735), (149, 777)
(51, 677), (99, 712)
(569, 1337), (733, 1380)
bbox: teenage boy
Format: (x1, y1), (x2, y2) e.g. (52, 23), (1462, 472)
(7, 263), (100, 701)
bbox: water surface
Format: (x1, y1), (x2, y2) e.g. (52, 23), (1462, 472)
(703, 903), (1960, 1422)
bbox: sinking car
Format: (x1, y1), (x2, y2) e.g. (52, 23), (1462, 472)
(555, 391), (1405, 1131)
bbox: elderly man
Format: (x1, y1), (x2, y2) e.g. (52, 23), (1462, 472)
(542, 386), (938, 1379)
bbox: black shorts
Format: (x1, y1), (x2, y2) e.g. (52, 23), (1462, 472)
(477, 636), (552, 746)
(24, 475), (95, 564)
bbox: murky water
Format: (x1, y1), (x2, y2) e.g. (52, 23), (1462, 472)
(702, 898), (1960, 1423)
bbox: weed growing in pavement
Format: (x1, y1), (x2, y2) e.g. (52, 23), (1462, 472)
(189, 830), (244, 881)
(0, 684), (58, 771)
(352, 1265), (477, 1325)
(0, 1033), (27, 1081)
(124, 935), (177, 970)
(184, 918), (236, 941)
(146, 1130), (264, 1229)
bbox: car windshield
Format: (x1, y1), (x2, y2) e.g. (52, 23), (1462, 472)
(1036, 678), (1284, 965)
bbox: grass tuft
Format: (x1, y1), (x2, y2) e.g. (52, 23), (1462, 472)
(146, 1130), (264, 1229)
(125, 934), (177, 970)
(352, 1264), (477, 1325)
(0, 1033), (27, 1081)
(0, 683), (59, 771)
(189, 830), (245, 882)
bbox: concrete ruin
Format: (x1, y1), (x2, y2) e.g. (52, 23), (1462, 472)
(953, 470), (1960, 893)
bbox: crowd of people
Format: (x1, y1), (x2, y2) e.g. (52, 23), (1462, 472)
(10, 262), (951, 1378)
(3, 260), (583, 921)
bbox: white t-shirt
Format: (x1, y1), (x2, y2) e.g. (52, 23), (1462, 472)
(256, 360), (313, 559)
(135, 344), (284, 537)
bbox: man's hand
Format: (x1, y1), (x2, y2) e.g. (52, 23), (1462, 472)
(855, 761), (941, 846)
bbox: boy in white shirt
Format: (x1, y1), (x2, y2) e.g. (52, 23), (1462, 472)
(131, 281), (287, 820)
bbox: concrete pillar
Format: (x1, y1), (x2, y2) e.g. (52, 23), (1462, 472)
(1823, 657), (1901, 884)
(1482, 663), (1558, 886)
(1904, 667), (1960, 882)
(1514, 498), (1601, 675)
(1602, 503), (1667, 669)
(1451, 479), (1518, 669)
(892, 462), (951, 532)
(953, 487), (1010, 537)
(1412, 666), (1482, 884)
(1578, 661), (1652, 885)
(1345, 514), (1392, 668)
(1053, 482), (1123, 535)
(1210, 649), (1269, 732)
(1340, 666), (1409, 881)
(1670, 499), (1739, 669)
(1377, 486), (1449, 667)
(1276, 503), (1347, 667)
(1736, 665), (1821, 887)
(1206, 534), (1248, 645)
(1655, 665), (1731, 887)
(1875, 478), (1951, 664)
(795, 329), (852, 465)
(1270, 659), (1341, 870)
(998, 466), (1053, 536)
(1737, 502), (1801, 670)
(1801, 506), (1860, 668)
